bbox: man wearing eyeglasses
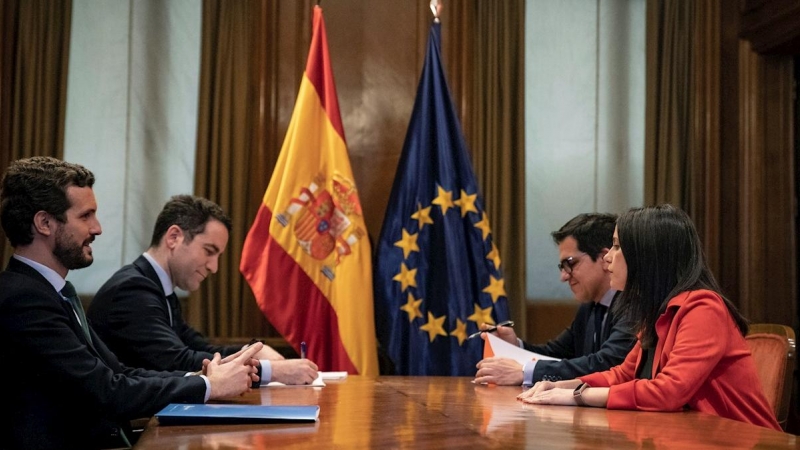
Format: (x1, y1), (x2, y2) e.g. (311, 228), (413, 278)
(474, 213), (636, 386)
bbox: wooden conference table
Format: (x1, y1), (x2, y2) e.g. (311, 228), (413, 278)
(134, 376), (798, 449)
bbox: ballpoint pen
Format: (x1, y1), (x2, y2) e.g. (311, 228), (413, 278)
(466, 320), (515, 340)
(300, 341), (307, 359)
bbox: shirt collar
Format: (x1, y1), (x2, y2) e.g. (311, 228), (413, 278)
(12, 254), (67, 293)
(599, 289), (618, 308)
(142, 252), (174, 296)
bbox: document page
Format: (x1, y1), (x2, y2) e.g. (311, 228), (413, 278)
(265, 373), (326, 388)
(486, 332), (561, 364)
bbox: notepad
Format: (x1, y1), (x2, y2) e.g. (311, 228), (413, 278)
(320, 371), (348, 380)
(155, 404), (320, 425)
(265, 373), (326, 387)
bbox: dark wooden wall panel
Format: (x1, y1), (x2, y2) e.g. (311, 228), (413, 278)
(324, 1), (425, 239)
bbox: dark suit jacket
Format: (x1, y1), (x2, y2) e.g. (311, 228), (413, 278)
(0, 257), (206, 450)
(88, 255), (241, 372)
(525, 293), (636, 382)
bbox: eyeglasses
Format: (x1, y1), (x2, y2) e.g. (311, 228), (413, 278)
(557, 253), (586, 275)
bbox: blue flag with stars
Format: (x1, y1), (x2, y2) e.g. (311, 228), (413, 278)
(373, 21), (510, 376)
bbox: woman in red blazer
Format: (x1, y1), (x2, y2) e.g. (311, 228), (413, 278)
(518, 204), (780, 431)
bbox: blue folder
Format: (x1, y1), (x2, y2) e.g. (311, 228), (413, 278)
(155, 404), (320, 425)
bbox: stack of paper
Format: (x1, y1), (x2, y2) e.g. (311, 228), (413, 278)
(266, 373), (325, 387)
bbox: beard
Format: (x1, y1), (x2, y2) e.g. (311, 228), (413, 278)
(53, 227), (94, 270)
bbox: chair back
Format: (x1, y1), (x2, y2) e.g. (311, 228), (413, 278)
(745, 323), (796, 430)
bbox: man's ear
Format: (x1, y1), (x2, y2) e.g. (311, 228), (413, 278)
(599, 247), (611, 261)
(164, 225), (185, 249)
(32, 211), (54, 237)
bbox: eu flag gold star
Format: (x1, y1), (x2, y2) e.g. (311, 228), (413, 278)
(454, 190), (478, 217)
(483, 275), (507, 303)
(474, 212), (492, 240)
(467, 303), (494, 326)
(393, 263), (418, 291)
(486, 242), (501, 268)
(450, 318), (468, 345)
(411, 203), (434, 230)
(400, 293), (423, 322)
(394, 228), (420, 259)
(432, 185), (454, 216)
(420, 311), (448, 342)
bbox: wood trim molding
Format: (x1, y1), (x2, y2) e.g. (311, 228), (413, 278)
(736, 41), (796, 323)
(740, 0), (800, 54)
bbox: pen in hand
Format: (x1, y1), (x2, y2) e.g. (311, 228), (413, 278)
(467, 320), (515, 340)
(300, 341), (307, 359)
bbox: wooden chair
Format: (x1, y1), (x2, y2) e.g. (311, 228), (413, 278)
(745, 323), (796, 430)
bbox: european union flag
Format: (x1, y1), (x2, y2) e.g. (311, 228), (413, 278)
(373, 21), (510, 376)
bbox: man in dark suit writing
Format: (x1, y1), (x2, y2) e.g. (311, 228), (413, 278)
(474, 213), (636, 385)
(0, 157), (261, 449)
(88, 194), (319, 385)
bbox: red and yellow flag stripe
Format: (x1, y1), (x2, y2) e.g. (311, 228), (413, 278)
(241, 6), (378, 376)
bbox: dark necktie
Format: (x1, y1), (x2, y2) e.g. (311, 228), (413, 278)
(593, 303), (608, 352)
(62, 281), (129, 447)
(61, 281), (92, 345)
(167, 292), (180, 327)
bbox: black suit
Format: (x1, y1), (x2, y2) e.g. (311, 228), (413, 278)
(0, 257), (206, 450)
(524, 293), (636, 382)
(88, 255), (241, 372)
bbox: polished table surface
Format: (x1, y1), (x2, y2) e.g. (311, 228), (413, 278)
(135, 376), (798, 449)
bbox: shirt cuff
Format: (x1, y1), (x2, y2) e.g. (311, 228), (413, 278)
(259, 360), (272, 385)
(199, 375), (211, 402)
(522, 360), (537, 386)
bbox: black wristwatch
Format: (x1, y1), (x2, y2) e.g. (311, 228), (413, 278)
(573, 382), (589, 406)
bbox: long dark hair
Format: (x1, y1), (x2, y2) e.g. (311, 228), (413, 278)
(614, 204), (748, 348)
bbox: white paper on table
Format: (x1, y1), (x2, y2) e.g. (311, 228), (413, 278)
(264, 373), (325, 388)
(320, 371), (348, 380)
(485, 332), (561, 364)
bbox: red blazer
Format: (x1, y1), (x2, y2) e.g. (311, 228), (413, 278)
(580, 289), (780, 431)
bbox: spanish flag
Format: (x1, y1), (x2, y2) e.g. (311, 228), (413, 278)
(240, 6), (378, 376)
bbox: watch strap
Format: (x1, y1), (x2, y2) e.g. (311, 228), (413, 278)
(573, 382), (589, 406)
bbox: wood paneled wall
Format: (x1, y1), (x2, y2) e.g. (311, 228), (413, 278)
(736, 3), (798, 327)
(738, 0), (800, 433)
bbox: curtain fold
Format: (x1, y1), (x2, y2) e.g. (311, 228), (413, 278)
(442, 1), (527, 335)
(193, 0), (260, 338)
(644, 0), (694, 208)
(645, 0), (722, 275)
(193, 0), (311, 339)
(0, 0), (72, 263)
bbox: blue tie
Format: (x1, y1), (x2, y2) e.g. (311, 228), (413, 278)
(593, 303), (607, 352)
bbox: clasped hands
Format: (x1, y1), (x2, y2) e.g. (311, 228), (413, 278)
(518, 379), (608, 407)
(199, 341), (318, 387)
(517, 380), (581, 405)
(201, 342), (263, 399)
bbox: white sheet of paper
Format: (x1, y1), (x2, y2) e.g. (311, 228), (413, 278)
(485, 332), (561, 364)
(264, 373), (325, 388)
(319, 371), (348, 380)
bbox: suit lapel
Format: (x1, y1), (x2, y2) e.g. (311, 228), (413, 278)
(6, 257), (99, 352)
(132, 255), (165, 294)
(133, 255), (178, 327)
